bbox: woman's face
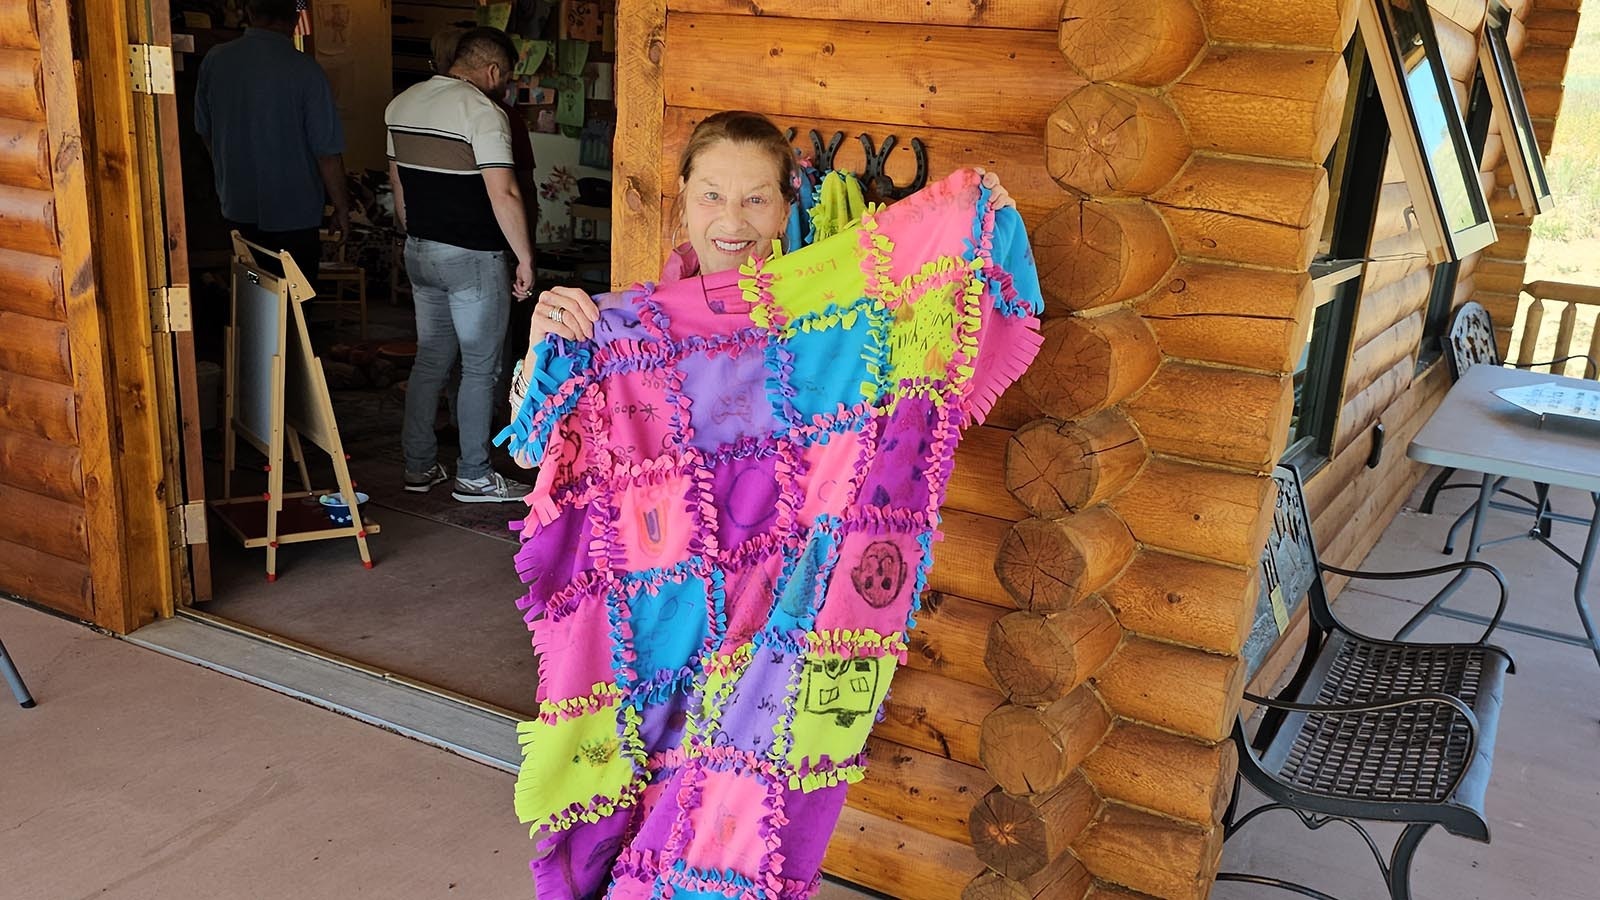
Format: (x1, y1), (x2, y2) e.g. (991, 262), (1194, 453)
(678, 139), (790, 275)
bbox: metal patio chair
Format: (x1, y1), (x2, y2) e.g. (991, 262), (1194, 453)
(1, 636), (36, 708)
(1218, 465), (1514, 900)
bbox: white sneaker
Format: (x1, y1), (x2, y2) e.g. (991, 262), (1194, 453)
(451, 471), (531, 503)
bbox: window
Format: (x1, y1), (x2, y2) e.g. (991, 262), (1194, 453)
(1359, 0), (1497, 262)
(1285, 35), (1389, 472)
(1480, 0), (1554, 216)
(1419, 71), (1497, 369)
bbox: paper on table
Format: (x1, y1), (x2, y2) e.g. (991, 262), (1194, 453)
(1492, 381), (1600, 422)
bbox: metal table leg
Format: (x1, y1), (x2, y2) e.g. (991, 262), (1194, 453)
(0, 636), (36, 708)
(1398, 474), (1497, 640)
(1571, 496), (1600, 670)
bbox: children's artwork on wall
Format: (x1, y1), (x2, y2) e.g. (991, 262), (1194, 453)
(514, 38), (551, 76)
(477, 1), (513, 31)
(561, 0), (605, 41)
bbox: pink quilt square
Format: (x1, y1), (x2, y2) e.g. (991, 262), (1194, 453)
(602, 371), (678, 460)
(814, 531), (925, 637)
(533, 592), (617, 705)
(794, 432), (864, 525)
(614, 472), (696, 571)
(679, 769), (777, 877)
(872, 171), (982, 285)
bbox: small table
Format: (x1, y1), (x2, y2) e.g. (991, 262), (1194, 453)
(1406, 364), (1600, 668)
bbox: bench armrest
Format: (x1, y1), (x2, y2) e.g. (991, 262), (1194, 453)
(1511, 355), (1598, 378)
(1318, 560), (1508, 644)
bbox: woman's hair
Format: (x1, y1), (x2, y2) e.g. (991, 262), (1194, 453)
(676, 111), (799, 207)
(430, 27), (466, 73)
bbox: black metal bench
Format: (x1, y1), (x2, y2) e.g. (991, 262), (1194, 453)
(1216, 465), (1515, 900)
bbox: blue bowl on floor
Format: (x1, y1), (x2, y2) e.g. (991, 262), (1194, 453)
(319, 491), (369, 526)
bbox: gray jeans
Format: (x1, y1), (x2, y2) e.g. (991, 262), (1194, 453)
(402, 237), (510, 481)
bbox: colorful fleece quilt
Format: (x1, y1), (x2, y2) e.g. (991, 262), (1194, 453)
(496, 169), (1043, 900)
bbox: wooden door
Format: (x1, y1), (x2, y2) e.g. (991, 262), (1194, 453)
(127, 0), (213, 602)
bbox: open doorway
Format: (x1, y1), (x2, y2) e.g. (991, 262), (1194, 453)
(161, 0), (619, 717)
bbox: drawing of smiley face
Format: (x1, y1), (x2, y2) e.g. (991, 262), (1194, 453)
(850, 541), (906, 609)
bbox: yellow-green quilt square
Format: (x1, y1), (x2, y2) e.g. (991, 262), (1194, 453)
(514, 700), (642, 829)
(786, 651), (897, 770)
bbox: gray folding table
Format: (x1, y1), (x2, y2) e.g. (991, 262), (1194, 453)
(1406, 364), (1600, 668)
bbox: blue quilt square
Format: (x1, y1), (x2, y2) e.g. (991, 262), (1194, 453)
(778, 317), (873, 422)
(624, 574), (712, 684)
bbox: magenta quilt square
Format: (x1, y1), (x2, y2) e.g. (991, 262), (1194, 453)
(720, 551), (784, 652)
(856, 397), (940, 511)
(772, 782), (849, 881)
(814, 531), (925, 637)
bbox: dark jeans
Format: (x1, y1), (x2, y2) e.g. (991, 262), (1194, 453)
(225, 220), (322, 283)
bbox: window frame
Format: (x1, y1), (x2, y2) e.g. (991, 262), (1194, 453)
(1419, 70), (1496, 371)
(1284, 36), (1389, 475)
(1358, 0), (1498, 264)
(1480, 0), (1555, 216)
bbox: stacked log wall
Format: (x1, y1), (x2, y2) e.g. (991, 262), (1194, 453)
(614, 4), (1089, 896)
(0, 0), (130, 628)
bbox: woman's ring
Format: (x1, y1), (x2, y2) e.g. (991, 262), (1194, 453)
(546, 307), (564, 324)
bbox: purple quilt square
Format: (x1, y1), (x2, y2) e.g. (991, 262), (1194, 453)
(708, 453), (781, 552)
(628, 767), (691, 856)
(703, 644), (800, 757)
(681, 347), (781, 453)
(771, 782), (849, 881)
(531, 812), (632, 900)
(856, 397), (940, 511)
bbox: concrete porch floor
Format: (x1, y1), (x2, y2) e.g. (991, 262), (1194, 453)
(3, 470), (1598, 899)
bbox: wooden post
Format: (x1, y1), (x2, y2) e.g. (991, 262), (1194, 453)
(994, 508), (1137, 612)
(1017, 311), (1162, 421)
(1057, 0), (1206, 86)
(1004, 411), (1146, 518)
(969, 774), (1098, 880)
(979, 686), (1111, 795)
(1030, 199), (1177, 315)
(612, 0), (667, 286)
(1047, 85), (1191, 196)
(962, 850), (1092, 900)
(1072, 803), (1224, 900)
(985, 600), (1122, 705)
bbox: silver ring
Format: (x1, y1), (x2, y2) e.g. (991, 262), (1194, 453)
(546, 307), (564, 324)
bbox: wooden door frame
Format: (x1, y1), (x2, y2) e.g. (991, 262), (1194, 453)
(70, 0), (185, 631)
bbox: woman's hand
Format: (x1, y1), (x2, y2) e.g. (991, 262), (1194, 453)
(529, 286), (600, 343)
(974, 167), (1016, 211)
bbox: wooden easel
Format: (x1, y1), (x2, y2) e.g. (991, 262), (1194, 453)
(212, 233), (379, 581)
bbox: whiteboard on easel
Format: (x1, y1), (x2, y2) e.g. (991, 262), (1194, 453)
(230, 261), (286, 452)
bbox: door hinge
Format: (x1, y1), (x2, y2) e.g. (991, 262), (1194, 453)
(151, 285), (192, 333)
(169, 501), (208, 547)
(129, 43), (176, 95)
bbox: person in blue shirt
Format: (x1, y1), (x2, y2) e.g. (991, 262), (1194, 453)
(195, 0), (350, 281)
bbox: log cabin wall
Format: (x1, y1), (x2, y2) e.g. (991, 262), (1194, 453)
(608, 0), (1573, 898)
(0, 0), (138, 631)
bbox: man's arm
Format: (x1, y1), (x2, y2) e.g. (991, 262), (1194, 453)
(482, 166), (534, 296)
(318, 154), (351, 239)
(388, 160), (407, 234)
